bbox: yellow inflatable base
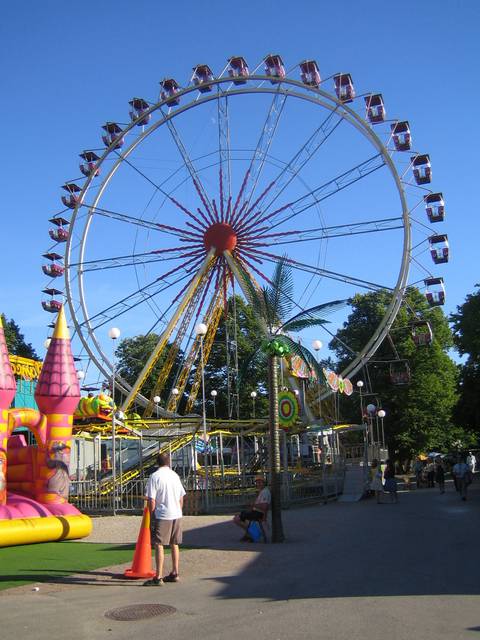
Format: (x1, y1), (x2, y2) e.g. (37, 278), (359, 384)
(0, 514), (92, 547)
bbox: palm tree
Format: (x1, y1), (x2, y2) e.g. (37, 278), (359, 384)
(236, 257), (346, 542)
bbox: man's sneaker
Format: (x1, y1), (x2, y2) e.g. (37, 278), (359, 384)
(143, 577), (164, 586)
(163, 573), (179, 583)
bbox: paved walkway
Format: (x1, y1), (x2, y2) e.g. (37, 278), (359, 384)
(1, 479), (479, 640)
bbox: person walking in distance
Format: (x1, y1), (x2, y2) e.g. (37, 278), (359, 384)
(452, 456), (472, 502)
(144, 453), (186, 586)
(466, 451), (477, 474)
(434, 456), (445, 494)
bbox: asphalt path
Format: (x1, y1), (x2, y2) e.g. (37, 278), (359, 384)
(1, 479), (479, 640)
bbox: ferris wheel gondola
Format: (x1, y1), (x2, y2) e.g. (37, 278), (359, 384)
(42, 54), (449, 416)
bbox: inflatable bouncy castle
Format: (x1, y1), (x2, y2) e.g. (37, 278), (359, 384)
(0, 307), (92, 547)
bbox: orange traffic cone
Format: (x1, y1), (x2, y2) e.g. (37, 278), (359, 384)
(124, 506), (156, 579)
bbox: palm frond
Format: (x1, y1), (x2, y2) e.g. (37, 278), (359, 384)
(234, 259), (268, 320)
(281, 299), (347, 333)
(281, 318), (331, 333)
(265, 256), (294, 326)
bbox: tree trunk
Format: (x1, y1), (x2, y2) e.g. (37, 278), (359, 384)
(268, 354), (285, 542)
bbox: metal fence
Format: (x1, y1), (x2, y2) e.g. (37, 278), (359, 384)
(70, 463), (345, 515)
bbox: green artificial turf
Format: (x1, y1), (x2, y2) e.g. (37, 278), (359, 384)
(0, 541), (156, 591)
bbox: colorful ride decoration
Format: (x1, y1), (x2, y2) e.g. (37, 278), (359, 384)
(322, 368), (353, 396)
(74, 393), (114, 421)
(288, 354), (315, 381)
(0, 308), (92, 547)
(278, 390), (299, 428)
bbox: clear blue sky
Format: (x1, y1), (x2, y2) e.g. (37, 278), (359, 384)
(1, 0), (478, 375)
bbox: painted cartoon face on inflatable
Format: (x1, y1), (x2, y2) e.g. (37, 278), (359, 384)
(46, 441), (71, 467)
(46, 442), (71, 500)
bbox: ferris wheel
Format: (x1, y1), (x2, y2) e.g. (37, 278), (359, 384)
(42, 54), (448, 415)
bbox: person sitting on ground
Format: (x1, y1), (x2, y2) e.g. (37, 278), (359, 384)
(233, 475), (271, 541)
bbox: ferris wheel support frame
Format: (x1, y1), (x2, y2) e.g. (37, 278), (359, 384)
(119, 249), (215, 413)
(64, 74), (411, 408)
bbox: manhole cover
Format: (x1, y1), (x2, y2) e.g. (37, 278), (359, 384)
(105, 604), (176, 621)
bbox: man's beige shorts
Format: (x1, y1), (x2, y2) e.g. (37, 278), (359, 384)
(151, 518), (183, 545)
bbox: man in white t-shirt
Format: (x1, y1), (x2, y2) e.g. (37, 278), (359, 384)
(466, 451), (476, 473)
(144, 453), (186, 586)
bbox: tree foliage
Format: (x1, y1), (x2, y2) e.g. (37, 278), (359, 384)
(451, 285), (480, 435)
(330, 289), (460, 458)
(115, 334), (182, 406)
(203, 295), (269, 419)
(1, 314), (38, 359)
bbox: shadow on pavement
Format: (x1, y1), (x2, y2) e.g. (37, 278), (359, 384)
(188, 480), (480, 600)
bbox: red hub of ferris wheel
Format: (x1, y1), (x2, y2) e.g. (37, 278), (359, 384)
(203, 222), (237, 256)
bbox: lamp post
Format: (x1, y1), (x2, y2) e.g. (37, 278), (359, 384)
(210, 389), (217, 418)
(250, 390), (257, 418)
(377, 409), (386, 450)
(171, 387), (179, 407)
(367, 403), (376, 450)
(153, 395), (161, 419)
(356, 380), (364, 419)
(195, 322), (209, 512)
(77, 370), (85, 382)
(108, 326), (120, 515)
(311, 339), (326, 498)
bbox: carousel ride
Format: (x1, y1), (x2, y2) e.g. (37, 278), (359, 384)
(37, 54), (448, 493)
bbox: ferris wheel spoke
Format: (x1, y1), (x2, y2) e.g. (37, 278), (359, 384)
(235, 253), (272, 286)
(79, 202), (202, 240)
(217, 92), (231, 221)
(228, 90), (288, 223)
(245, 153), (387, 235)
(239, 110), (343, 230)
(85, 270), (194, 332)
(155, 250), (210, 284)
(192, 262), (218, 325)
(239, 216), (404, 248)
(71, 245), (202, 272)
(164, 116), (215, 221)
(246, 248), (391, 292)
(120, 249), (216, 412)
(113, 150), (213, 232)
(230, 180), (276, 229)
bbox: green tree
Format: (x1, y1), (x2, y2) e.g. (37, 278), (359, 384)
(1, 314), (38, 359)
(115, 334), (182, 409)
(237, 258), (345, 542)
(451, 286), (480, 435)
(203, 296), (269, 419)
(331, 289), (459, 460)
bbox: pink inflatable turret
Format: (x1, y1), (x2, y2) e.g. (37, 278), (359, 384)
(0, 316), (17, 506)
(34, 306), (80, 505)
